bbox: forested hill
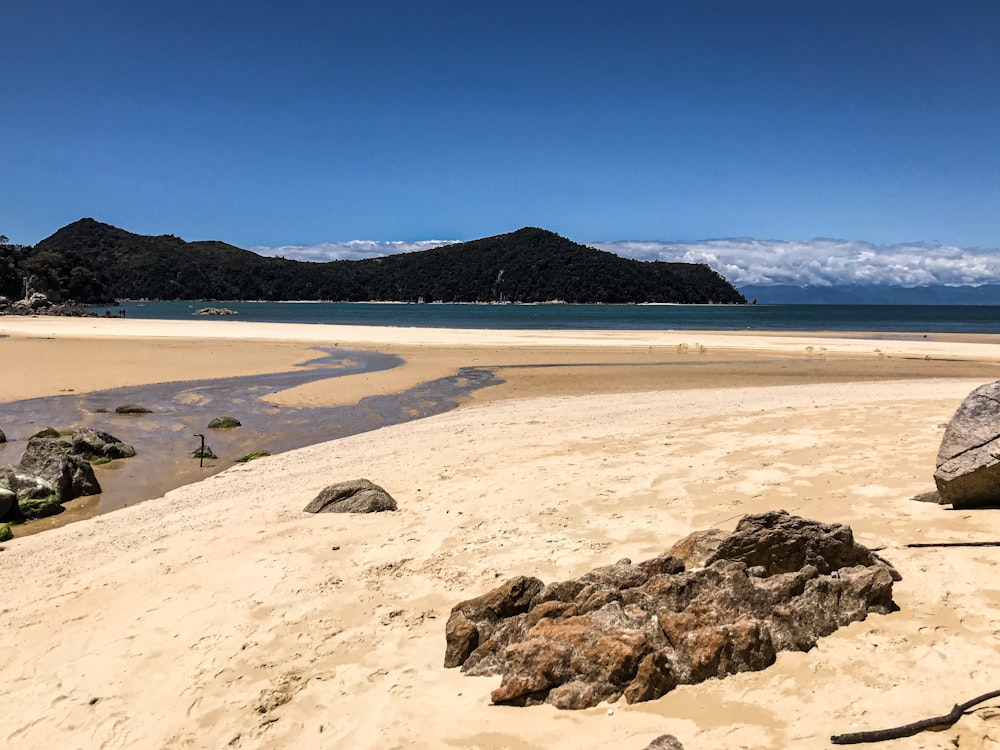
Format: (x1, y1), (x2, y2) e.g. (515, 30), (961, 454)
(11, 218), (745, 304)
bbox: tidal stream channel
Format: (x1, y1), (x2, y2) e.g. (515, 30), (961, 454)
(0, 348), (498, 535)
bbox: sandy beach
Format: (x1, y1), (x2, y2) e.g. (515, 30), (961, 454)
(2, 316), (1000, 749)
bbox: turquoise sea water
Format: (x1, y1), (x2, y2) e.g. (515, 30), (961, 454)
(94, 301), (1000, 334)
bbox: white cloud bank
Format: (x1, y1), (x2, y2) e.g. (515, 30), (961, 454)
(252, 237), (1000, 288)
(250, 240), (455, 263)
(594, 239), (1000, 287)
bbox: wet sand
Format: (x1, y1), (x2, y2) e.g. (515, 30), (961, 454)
(5, 316), (1000, 408)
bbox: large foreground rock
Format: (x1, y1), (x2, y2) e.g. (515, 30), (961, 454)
(304, 479), (397, 514)
(444, 511), (898, 709)
(935, 380), (1000, 507)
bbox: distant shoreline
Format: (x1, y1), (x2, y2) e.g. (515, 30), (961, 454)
(79, 300), (1000, 334)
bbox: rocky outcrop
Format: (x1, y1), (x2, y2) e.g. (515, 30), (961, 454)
(15, 292), (51, 312)
(0, 292), (95, 317)
(445, 511), (898, 710)
(194, 307), (238, 315)
(935, 380), (1000, 507)
(18, 435), (101, 503)
(0, 427), (136, 521)
(304, 479), (398, 514)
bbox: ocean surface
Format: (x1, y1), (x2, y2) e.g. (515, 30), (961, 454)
(93, 301), (1000, 334)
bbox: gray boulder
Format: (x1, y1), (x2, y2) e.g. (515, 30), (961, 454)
(70, 427), (136, 460)
(935, 380), (1000, 507)
(445, 511), (897, 710)
(304, 479), (397, 514)
(18, 436), (100, 502)
(15, 292), (52, 311)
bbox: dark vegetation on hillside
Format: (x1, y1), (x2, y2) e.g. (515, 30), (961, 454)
(6, 219), (746, 305)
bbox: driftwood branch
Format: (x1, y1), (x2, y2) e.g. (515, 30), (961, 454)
(905, 542), (1000, 548)
(831, 689), (1000, 744)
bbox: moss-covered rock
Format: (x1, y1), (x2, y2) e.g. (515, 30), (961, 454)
(236, 450), (270, 463)
(0, 466), (56, 512)
(18, 493), (63, 520)
(0, 522), (12, 541)
(115, 404), (153, 414)
(208, 416), (242, 429)
(31, 427), (61, 439)
(193, 446), (218, 460)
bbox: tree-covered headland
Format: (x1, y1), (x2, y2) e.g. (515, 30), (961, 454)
(4, 219), (746, 305)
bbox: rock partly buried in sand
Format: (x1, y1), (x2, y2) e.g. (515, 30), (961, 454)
(0, 427), (5, 443)
(911, 490), (945, 504)
(641, 736), (684, 750)
(207, 416), (242, 429)
(935, 380), (1000, 508)
(444, 511), (899, 710)
(304, 479), (398, 514)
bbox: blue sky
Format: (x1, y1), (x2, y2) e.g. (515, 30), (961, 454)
(4, 1), (1000, 272)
